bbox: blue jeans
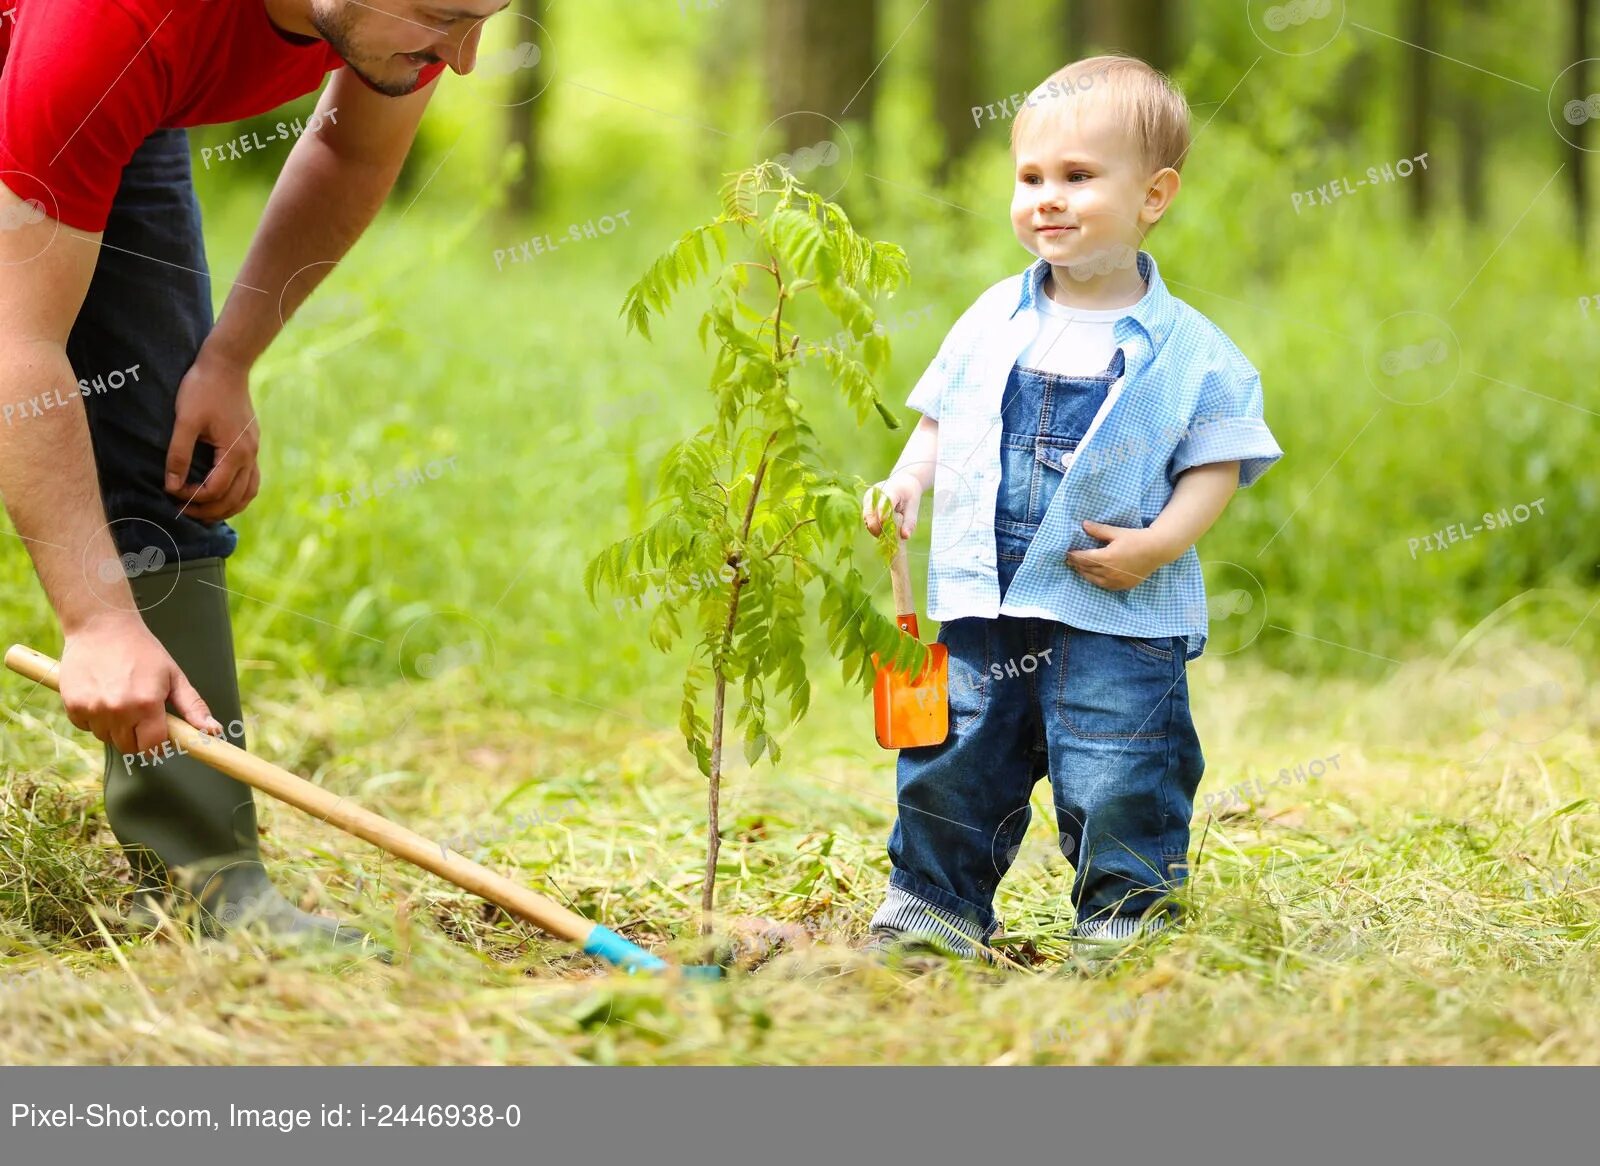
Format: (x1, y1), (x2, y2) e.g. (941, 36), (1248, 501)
(869, 358), (1205, 957)
(65, 128), (238, 561)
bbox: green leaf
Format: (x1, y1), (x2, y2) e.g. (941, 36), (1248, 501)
(766, 208), (827, 278)
(743, 728), (767, 767)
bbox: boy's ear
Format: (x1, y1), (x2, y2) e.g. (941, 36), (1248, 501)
(1141, 167), (1182, 225)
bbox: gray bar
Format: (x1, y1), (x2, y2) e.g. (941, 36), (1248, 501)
(1, 1067), (1592, 1165)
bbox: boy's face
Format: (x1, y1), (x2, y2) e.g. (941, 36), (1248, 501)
(1010, 98), (1176, 275)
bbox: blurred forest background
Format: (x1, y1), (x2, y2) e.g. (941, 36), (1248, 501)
(12, 0), (1600, 710)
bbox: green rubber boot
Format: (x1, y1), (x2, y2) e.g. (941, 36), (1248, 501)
(104, 555), (390, 962)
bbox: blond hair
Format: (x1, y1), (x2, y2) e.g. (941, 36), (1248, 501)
(1010, 54), (1191, 176)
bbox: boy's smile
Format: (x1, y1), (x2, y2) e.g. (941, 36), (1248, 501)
(1011, 98), (1180, 308)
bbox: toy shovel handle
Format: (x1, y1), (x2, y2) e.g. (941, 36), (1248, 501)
(890, 537), (918, 637)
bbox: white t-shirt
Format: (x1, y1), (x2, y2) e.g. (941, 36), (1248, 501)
(1015, 287), (1135, 378)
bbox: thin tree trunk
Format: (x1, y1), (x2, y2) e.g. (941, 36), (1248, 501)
(703, 663), (727, 939)
(764, 0), (880, 146)
(701, 255), (787, 947)
(505, 0), (547, 216)
(1452, 0), (1487, 223)
(933, 0), (980, 185)
(692, 1), (759, 195)
(1328, 45), (1374, 147)
(1070, 0), (1177, 72)
(702, 431), (778, 943)
(1570, 0), (1592, 251)
(1403, 0), (1433, 221)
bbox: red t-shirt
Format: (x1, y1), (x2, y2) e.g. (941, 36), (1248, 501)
(0, 0), (446, 231)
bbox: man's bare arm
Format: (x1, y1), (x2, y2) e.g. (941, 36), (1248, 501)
(167, 71), (442, 519)
(0, 179), (221, 750)
(168, 70), (441, 515)
(197, 71), (440, 370)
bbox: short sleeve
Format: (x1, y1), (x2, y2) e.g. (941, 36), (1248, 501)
(904, 353), (945, 419)
(0, 0), (167, 232)
(1169, 364), (1283, 488)
(904, 318), (966, 421)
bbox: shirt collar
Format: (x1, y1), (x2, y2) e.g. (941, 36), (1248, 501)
(1009, 249), (1178, 356)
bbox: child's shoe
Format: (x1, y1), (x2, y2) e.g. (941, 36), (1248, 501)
(1069, 913), (1171, 969)
(854, 927), (958, 973)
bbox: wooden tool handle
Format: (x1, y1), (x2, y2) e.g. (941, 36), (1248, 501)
(890, 537), (914, 621)
(11, 645), (1022, 975)
(4, 644), (601, 953)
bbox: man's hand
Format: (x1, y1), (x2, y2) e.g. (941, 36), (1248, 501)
(59, 612), (223, 756)
(164, 349), (260, 522)
(1066, 521), (1178, 591)
(0, 177), (219, 759)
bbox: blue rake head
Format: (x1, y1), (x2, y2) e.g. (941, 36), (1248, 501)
(582, 924), (725, 980)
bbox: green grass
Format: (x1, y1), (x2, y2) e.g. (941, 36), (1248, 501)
(1, 640), (1595, 1064)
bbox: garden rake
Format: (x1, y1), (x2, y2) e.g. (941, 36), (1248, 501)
(5, 643), (722, 980)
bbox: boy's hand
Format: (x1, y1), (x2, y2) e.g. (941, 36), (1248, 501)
(1066, 521), (1179, 591)
(862, 470), (924, 539)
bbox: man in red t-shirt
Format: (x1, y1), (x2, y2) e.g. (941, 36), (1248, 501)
(0, 0), (504, 954)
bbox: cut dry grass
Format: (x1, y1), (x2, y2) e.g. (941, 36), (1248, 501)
(2, 641), (1596, 1065)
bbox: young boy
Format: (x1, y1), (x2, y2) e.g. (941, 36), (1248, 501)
(859, 55), (1282, 965)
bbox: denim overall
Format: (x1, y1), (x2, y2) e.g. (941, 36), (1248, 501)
(994, 349), (1125, 597)
(869, 353), (1207, 956)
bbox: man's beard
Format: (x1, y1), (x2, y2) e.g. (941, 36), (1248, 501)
(308, 3), (431, 97)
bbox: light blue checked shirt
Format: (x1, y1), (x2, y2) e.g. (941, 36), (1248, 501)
(906, 250), (1283, 660)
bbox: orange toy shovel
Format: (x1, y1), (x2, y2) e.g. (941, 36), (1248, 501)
(872, 538), (949, 749)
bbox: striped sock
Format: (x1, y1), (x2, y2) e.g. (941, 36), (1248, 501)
(867, 884), (989, 961)
(1074, 913), (1171, 942)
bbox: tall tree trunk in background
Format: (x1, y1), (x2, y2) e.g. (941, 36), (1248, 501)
(932, 0), (980, 185)
(764, 0), (881, 149)
(505, 0), (548, 216)
(1068, 0), (1087, 61)
(1451, 0), (1487, 223)
(1570, 0), (1592, 252)
(1068, 0), (1176, 73)
(693, 1), (760, 195)
(1328, 44), (1375, 147)
(1402, 0), (1433, 221)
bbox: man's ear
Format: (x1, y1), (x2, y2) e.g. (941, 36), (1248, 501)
(1142, 167), (1182, 225)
